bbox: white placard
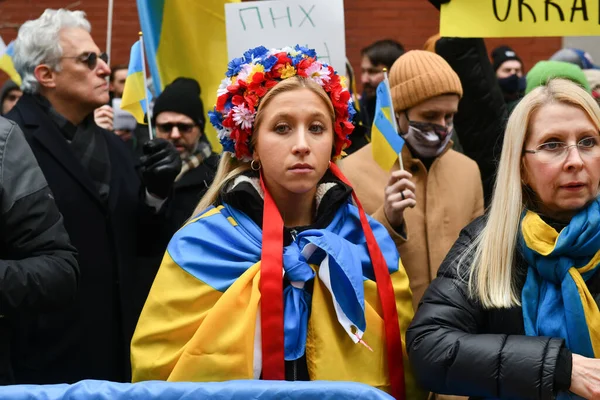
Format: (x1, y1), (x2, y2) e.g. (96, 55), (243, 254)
(225, 0), (346, 74)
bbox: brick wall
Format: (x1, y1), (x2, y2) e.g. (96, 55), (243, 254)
(0, 0), (562, 90)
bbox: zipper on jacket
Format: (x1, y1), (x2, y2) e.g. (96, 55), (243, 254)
(290, 229), (298, 242)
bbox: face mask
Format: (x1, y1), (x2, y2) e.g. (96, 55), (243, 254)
(497, 74), (526, 95)
(400, 120), (453, 159)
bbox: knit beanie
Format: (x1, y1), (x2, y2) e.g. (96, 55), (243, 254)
(389, 50), (463, 111)
(525, 61), (591, 94)
(152, 77), (205, 129)
(550, 48), (599, 70)
(491, 45), (523, 72)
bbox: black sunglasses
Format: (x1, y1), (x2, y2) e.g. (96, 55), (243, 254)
(156, 122), (196, 134)
(61, 52), (109, 70)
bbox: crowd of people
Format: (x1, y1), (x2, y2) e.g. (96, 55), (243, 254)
(0, 1), (598, 399)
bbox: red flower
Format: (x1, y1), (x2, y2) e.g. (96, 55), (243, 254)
(232, 95), (245, 106)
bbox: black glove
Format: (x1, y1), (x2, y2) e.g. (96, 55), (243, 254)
(140, 138), (182, 199)
(428, 0), (450, 10)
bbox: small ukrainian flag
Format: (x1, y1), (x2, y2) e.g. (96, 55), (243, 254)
(0, 37), (22, 86)
(121, 40), (152, 124)
(371, 79), (404, 171)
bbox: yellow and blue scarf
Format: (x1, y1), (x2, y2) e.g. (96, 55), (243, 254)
(521, 198), (600, 364)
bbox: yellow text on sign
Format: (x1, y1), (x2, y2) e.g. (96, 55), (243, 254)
(440, 0), (600, 37)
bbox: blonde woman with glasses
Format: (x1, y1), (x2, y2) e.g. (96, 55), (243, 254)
(406, 79), (600, 400)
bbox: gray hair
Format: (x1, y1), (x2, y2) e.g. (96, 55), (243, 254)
(13, 9), (91, 94)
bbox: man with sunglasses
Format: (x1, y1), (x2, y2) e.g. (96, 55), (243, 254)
(151, 77), (219, 232)
(5, 9), (181, 384)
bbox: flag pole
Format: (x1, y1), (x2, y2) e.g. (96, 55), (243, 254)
(106, 0), (114, 67)
(138, 32), (153, 140)
(383, 68), (404, 170)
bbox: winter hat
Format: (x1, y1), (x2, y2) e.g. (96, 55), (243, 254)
(152, 77), (205, 129)
(491, 45), (523, 72)
(525, 61), (591, 94)
(550, 48), (599, 70)
(423, 33), (441, 53)
(389, 50), (462, 111)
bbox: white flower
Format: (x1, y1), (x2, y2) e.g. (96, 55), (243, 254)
(232, 104), (255, 131)
(305, 62), (331, 86)
(236, 64), (253, 83)
(217, 126), (232, 141)
(217, 77), (232, 97)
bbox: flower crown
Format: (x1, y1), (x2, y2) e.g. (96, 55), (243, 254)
(208, 45), (356, 161)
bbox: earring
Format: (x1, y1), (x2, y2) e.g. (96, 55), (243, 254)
(251, 159), (261, 171)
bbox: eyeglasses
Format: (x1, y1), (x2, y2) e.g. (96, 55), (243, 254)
(61, 52), (109, 70)
(523, 136), (600, 164)
(156, 122), (196, 134)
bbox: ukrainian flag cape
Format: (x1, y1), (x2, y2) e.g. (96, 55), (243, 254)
(521, 197), (600, 398)
(131, 200), (422, 398)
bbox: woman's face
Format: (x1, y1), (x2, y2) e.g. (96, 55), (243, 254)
(523, 102), (600, 221)
(253, 87), (333, 201)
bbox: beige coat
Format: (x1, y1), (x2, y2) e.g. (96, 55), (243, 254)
(340, 143), (484, 311)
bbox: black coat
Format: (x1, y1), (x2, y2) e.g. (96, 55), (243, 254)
(406, 217), (600, 400)
(0, 117), (79, 384)
(435, 38), (508, 207)
(6, 95), (168, 384)
(168, 153), (219, 230)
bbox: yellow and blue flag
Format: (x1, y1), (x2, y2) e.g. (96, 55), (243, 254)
(0, 37), (22, 86)
(371, 80), (404, 171)
(121, 40), (152, 124)
(137, 0), (240, 152)
(0, 379), (396, 400)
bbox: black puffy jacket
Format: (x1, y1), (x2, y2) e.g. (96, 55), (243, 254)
(407, 216), (600, 400)
(0, 117), (79, 383)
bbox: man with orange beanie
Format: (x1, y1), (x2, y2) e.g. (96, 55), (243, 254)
(341, 50), (484, 310)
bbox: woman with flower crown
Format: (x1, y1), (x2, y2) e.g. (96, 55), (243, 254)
(130, 45), (424, 399)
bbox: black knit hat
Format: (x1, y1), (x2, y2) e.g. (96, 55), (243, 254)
(491, 46), (523, 72)
(152, 77), (205, 130)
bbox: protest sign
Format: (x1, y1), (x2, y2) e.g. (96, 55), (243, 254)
(225, 0), (346, 73)
(440, 0), (600, 37)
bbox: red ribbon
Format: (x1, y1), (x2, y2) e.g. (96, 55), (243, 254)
(259, 166), (406, 399)
(329, 163), (406, 400)
(259, 174), (286, 380)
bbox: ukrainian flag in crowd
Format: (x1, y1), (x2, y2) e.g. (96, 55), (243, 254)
(137, 0), (240, 152)
(121, 40), (152, 124)
(0, 37), (22, 86)
(371, 79), (404, 171)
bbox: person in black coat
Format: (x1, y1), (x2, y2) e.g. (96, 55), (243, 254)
(406, 79), (600, 399)
(0, 117), (78, 384)
(5, 9), (181, 383)
(151, 77), (219, 232)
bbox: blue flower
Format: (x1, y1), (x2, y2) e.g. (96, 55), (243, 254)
(291, 54), (304, 66)
(262, 55), (278, 72)
(243, 46), (269, 62)
(294, 44), (316, 58)
(347, 101), (357, 121)
(220, 136), (236, 153)
(226, 56), (246, 77)
(208, 108), (223, 130)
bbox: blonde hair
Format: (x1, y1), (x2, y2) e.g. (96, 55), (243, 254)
(192, 76), (335, 217)
(464, 78), (600, 308)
